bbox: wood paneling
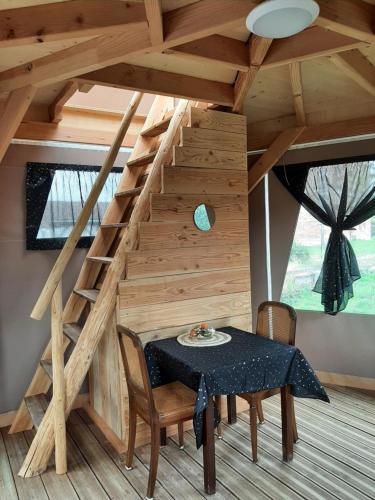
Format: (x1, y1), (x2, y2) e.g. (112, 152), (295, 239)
(151, 193), (248, 222)
(119, 268), (250, 308)
(181, 126), (247, 151)
(126, 244), (250, 279)
(163, 166), (248, 194)
(138, 219), (249, 250)
(189, 107), (247, 134)
(173, 145), (247, 170)
(118, 292), (251, 332)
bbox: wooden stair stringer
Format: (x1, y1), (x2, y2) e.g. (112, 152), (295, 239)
(18, 99), (191, 478)
(9, 96), (175, 436)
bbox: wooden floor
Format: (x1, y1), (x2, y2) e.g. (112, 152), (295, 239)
(1, 386), (375, 499)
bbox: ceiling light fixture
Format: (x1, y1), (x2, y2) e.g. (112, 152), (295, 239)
(246, 0), (320, 39)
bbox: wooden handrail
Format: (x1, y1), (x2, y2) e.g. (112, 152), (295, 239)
(19, 98), (191, 478)
(51, 280), (66, 474)
(31, 91), (143, 320)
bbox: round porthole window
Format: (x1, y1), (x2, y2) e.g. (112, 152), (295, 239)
(193, 203), (216, 231)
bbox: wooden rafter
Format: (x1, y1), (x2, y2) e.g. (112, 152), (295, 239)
(48, 81), (78, 123)
(330, 49), (375, 97)
(76, 63), (234, 106)
(289, 62), (306, 126)
(0, 0), (258, 93)
(248, 127), (305, 193)
(145, 0), (163, 45)
(247, 115), (375, 152)
(233, 35), (273, 113)
(0, 85), (36, 164)
(0, 0), (147, 47)
(316, 0), (375, 43)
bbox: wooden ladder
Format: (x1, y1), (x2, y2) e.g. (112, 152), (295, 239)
(11, 94), (192, 478)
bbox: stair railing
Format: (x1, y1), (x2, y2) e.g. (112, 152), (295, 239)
(28, 91), (143, 474)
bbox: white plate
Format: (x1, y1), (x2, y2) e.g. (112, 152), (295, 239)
(177, 331), (231, 347)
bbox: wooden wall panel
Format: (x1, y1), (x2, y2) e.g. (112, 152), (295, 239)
(173, 145), (247, 170)
(162, 166), (248, 194)
(119, 268), (250, 308)
(181, 127), (247, 152)
(118, 292), (251, 333)
(189, 107), (247, 134)
(126, 244), (250, 279)
(138, 220), (249, 250)
(151, 193), (248, 222)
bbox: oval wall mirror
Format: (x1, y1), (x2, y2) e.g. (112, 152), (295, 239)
(193, 203), (216, 231)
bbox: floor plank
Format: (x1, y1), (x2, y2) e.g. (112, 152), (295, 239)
(3, 387), (375, 500)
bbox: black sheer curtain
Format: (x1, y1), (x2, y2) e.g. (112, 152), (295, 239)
(274, 159), (375, 315)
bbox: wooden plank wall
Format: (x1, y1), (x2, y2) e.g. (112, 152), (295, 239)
(91, 107), (251, 447)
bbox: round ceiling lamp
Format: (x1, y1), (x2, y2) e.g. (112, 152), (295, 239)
(246, 0), (320, 39)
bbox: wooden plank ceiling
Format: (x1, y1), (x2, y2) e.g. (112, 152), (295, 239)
(0, 0), (374, 149)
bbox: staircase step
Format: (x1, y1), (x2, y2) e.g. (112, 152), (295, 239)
(115, 186), (143, 198)
(141, 110), (174, 137)
(101, 222), (128, 229)
(73, 289), (99, 303)
(24, 394), (48, 430)
(40, 359), (53, 381)
(86, 256), (114, 265)
(127, 151), (157, 168)
(63, 323), (82, 344)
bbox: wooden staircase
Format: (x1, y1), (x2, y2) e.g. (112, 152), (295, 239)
(11, 93), (192, 478)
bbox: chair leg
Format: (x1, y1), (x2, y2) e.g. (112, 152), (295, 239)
(249, 397), (258, 463)
(215, 395), (223, 439)
(178, 422), (184, 449)
(147, 423), (160, 500)
(256, 400), (265, 424)
(126, 402), (137, 470)
(160, 427), (167, 447)
(291, 397), (299, 443)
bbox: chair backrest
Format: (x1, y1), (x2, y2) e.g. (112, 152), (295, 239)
(118, 325), (156, 415)
(256, 301), (296, 346)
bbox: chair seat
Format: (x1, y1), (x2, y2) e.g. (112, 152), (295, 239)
(153, 381), (196, 424)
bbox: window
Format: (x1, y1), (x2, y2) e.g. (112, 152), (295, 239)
(281, 199), (375, 315)
(26, 163), (122, 250)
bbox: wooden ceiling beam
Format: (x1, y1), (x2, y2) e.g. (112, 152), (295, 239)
(329, 49), (375, 97)
(289, 62), (306, 126)
(48, 81), (78, 123)
(248, 127), (305, 193)
(316, 0), (375, 43)
(247, 115), (375, 152)
(233, 35), (273, 113)
(145, 0), (164, 45)
(0, 85), (36, 164)
(0, 0), (259, 93)
(0, 0), (147, 48)
(75, 63), (234, 106)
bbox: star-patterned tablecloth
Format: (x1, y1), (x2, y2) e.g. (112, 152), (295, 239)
(145, 327), (329, 447)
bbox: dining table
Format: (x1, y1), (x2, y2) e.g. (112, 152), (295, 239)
(144, 326), (329, 495)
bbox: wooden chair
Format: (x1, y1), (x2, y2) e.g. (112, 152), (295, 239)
(118, 325), (196, 500)
(239, 301), (298, 462)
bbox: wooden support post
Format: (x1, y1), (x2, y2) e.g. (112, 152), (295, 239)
(30, 91), (143, 321)
(51, 281), (67, 474)
(145, 0), (163, 45)
(0, 85), (36, 164)
(248, 127), (305, 193)
(18, 99), (190, 478)
(49, 81), (78, 123)
(289, 62), (306, 126)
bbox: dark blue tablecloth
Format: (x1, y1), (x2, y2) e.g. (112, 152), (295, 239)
(144, 327), (329, 447)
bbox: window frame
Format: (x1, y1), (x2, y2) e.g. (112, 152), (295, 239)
(26, 162), (122, 251)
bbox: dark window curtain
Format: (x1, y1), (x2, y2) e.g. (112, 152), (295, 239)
(26, 163), (122, 250)
(274, 158), (375, 315)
